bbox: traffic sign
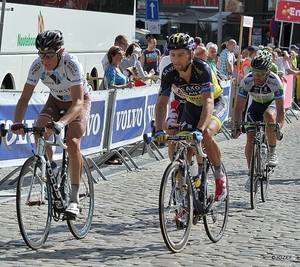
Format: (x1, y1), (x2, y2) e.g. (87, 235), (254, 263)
(146, 0), (159, 21)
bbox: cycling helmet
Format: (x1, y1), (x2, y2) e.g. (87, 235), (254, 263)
(167, 33), (194, 51)
(35, 30), (64, 51)
(251, 49), (273, 70)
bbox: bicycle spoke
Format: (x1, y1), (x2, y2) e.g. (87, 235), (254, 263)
(16, 157), (52, 250)
(159, 161), (192, 253)
(203, 162), (229, 242)
(67, 156), (94, 239)
(250, 145), (260, 209)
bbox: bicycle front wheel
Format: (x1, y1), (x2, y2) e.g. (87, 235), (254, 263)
(250, 143), (260, 209)
(67, 155), (94, 239)
(16, 156), (52, 250)
(159, 161), (193, 253)
(261, 165), (271, 202)
(203, 162), (229, 242)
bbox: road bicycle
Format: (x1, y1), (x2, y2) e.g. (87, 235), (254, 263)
(144, 133), (229, 253)
(236, 121), (280, 209)
(8, 123), (94, 250)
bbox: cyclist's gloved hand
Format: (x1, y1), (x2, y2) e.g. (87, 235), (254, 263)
(274, 129), (283, 141)
(153, 130), (168, 143)
(179, 130), (203, 143)
(11, 122), (25, 134)
(231, 122), (241, 139)
(47, 121), (66, 135)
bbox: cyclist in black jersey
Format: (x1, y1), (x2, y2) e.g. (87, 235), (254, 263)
(154, 33), (228, 202)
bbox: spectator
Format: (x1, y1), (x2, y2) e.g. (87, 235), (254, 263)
(262, 30), (271, 46)
(290, 44), (299, 68)
(101, 35), (140, 72)
(140, 36), (161, 75)
(103, 46), (134, 165)
(194, 36), (203, 49)
(240, 45), (259, 80)
(219, 39), (236, 79)
(206, 43), (218, 76)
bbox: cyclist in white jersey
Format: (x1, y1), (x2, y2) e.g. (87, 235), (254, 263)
(11, 30), (91, 218)
(232, 49), (284, 190)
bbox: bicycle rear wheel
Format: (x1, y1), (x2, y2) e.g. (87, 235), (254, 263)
(250, 143), (260, 209)
(16, 156), (52, 250)
(159, 161), (193, 253)
(261, 165), (271, 202)
(203, 162), (229, 242)
(67, 155), (94, 239)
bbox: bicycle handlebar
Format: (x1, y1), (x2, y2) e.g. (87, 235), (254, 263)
(23, 127), (68, 150)
(1, 126), (68, 151)
(143, 133), (207, 158)
(0, 123), (12, 151)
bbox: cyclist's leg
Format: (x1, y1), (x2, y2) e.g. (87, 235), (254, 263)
(244, 100), (268, 167)
(264, 101), (279, 166)
(165, 100), (181, 161)
(264, 101), (277, 146)
(66, 95), (91, 198)
(36, 95), (62, 162)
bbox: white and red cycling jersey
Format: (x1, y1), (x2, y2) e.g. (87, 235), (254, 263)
(26, 52), (90, 102)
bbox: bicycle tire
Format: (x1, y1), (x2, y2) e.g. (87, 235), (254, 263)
(16, 156), (52, 250)
(261, 139), (270, 202)
(250, 143), (260, 209)
(159, 161), (193, 253)
(67, 155), (94, 239)
(203, 162), (229, 242)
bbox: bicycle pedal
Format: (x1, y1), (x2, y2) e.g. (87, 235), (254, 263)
(62, 212), (76, 221)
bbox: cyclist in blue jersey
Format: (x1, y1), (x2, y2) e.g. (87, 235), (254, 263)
(154, 33), (228, 203)
(232, 49), (285, 190)
(11, 30), (91, 218)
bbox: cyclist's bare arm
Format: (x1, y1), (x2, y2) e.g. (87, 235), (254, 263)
(274, 98), (285, 129)
(12, 83), (35, 135)
(196, 91), (214, 132)
(155, 95), (169, 131)
(59, 84), (84, 126)
(232, 95), (247, 123)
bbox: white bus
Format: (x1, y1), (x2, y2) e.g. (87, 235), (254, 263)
(0, 0), (136, 91)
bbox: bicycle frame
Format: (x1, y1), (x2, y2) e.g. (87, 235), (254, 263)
(168, 136), (208, 216)
(25, 126), (69, 220)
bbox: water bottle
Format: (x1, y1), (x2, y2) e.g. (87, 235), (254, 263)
(190, 162), (201, 188)
(261, 143), (267, 166)
(261, 144), (267, 158)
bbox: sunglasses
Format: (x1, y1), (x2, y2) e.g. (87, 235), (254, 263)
(38, 50), (59, 59)
(252, 70), (267, 77)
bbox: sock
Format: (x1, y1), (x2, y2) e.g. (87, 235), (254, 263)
(70, 184), (79, 204)
(214, 165), (224, 179)
(269, 145), (276, 154)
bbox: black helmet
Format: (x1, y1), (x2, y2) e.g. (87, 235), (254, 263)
(251, 49), (273, 70)
(35, 30), (64, 51)
(167, 33), (194, 51)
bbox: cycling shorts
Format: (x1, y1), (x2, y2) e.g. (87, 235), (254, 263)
(245, 98), (276, 133)
(39, 93), (91, 128)
(180, 94), (228, 132)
